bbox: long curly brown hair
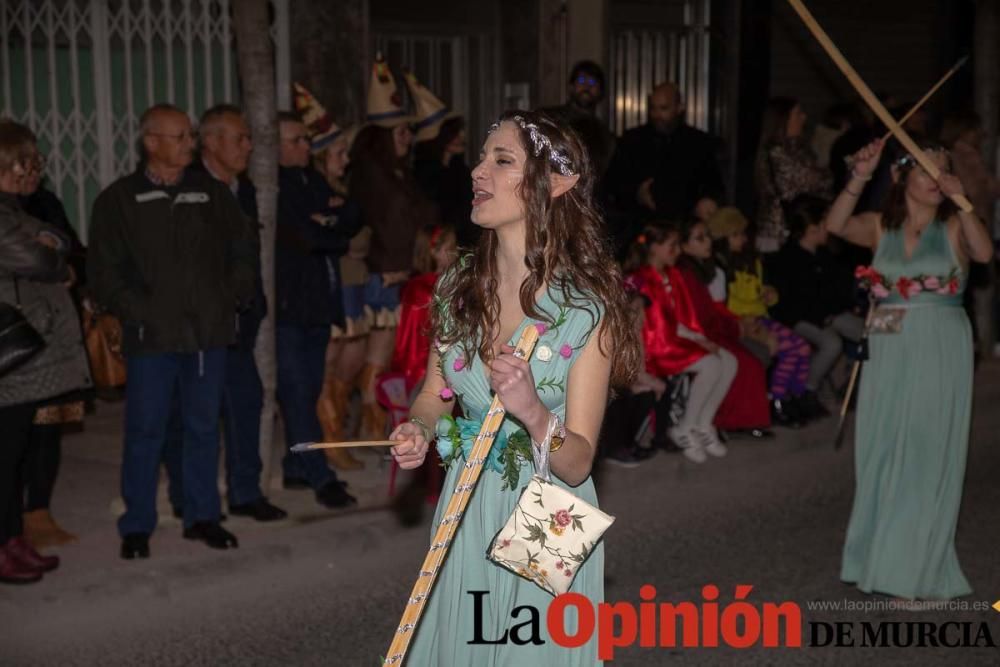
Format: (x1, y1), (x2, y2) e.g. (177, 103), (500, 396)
(431, 109), (640, 387)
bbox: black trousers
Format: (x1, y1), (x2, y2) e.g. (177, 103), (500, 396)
(599, 389), (671, 455)
(0, 402), (37, 545)
(23, 422), (62, 511)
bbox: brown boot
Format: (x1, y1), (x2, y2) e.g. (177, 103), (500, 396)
(43, 512), (79, 547)
(317, 377), (364, 471)
(23, 509), (78, 550)
(358, 364), (388, 440)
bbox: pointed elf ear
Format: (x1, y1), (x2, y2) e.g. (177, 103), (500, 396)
(549, 172), (580, 199)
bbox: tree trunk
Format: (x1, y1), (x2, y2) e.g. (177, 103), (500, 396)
(289, 0), (368, 126)
(233, 0), (279, 493)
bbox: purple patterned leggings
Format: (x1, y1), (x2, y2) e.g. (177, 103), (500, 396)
(759, 317), (811, 399)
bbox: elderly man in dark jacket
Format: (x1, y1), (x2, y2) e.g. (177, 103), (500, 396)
(89, 104), (257, 559)
(161, 105), (286, 524)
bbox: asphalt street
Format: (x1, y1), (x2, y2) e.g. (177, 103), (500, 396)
(2, 364), (998, 666)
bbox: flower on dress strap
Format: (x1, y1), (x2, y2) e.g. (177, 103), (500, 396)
(536, 345), (553, 362)
(534, 323), (548, 335)
(559, 344), (573, 359)
(439, 387), (454, 400)
(453, 357), (466, 372)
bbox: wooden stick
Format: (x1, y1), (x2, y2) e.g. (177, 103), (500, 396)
(834, 299), (877, 450)
(786, 0), (973, 212)
(290, 440), (396, 452)
(382, 325), (540, 666)
(879, 55), (967, 142)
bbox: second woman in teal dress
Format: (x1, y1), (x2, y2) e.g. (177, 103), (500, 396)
(824, 139), (994, 601)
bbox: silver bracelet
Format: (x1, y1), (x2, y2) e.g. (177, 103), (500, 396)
(408, 416), (432, 441)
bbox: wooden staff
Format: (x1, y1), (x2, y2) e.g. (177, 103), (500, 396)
(290, 440), (396, 451)
(878, 55), (968, 142)
(382, 325), (540, 666)
(833, 298), (876, 450)
(786, 0), (973, 212)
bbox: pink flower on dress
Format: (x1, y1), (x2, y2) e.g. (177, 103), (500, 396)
(555, 561), (565, 570)
(922, 276), (941, 291)
(871, 283), (890, 299)
(439, 387), (454, 400)
(946, 278), (960, 295)
(534, 323), (548, 335)
(453, 357), (466, 372)
(554, 509), (572, 527)
(565, 569), (573, 577)
(559, 344), (573, 359)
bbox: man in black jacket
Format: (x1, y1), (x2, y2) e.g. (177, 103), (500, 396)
(89, 104), (255, 558)
(274, 112), (360, 508)
(161, 105), (286, 523)
(607, 82), (724, 253)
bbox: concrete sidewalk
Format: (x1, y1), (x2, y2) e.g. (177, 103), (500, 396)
(50, 393), (405, 553)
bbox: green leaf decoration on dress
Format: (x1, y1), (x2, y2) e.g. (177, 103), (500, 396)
(536, 377), (565, 394)
(498, 429), (533, 490)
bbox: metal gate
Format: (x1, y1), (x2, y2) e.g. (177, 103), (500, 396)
(0, 0), (290, 241)
(609, 0), (712, 136)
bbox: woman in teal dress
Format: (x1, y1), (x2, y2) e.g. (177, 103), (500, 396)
(824, 139), (993, 600)
(388, 110), (640, 664)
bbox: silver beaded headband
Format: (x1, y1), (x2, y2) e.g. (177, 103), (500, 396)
(488, 116), (578, 176)
(894, 147), (946, 169)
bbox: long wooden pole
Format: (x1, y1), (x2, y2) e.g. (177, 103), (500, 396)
(383, 325), (540, 666)
(879, 55), (968, 142)
(834, 299), (876, 450)
(786, 0), (974, 212)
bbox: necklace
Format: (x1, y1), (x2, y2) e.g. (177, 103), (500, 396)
(906, 219), (932, 237)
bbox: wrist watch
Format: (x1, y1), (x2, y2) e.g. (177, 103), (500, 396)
(549, 414), (567, 452)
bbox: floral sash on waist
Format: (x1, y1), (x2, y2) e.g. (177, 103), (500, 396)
(435, 414), (534, 490)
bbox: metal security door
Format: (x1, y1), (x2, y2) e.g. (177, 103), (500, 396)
(1, 0), (290, 240)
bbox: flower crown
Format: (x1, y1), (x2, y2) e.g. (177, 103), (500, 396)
(489, 115), (578, 176)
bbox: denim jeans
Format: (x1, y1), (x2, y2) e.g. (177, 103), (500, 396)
(163, 345), (265, 509)
(276, 324), (336, 490)
(118, 349), (226, 535)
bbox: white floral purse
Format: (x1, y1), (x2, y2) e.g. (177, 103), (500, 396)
(486, 416), (615, 596)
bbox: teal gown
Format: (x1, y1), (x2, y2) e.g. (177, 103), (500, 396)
(840, 220), (974, 599)
(404, 286), (605, 666)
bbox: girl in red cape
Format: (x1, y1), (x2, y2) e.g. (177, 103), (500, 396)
(391, 224), (457, 392)
(388, 225), (457, 518)
(676, 219), (772, 435)
(625, 223), (737, 463)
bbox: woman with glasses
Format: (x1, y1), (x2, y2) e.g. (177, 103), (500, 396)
(0, 120), (92, 583)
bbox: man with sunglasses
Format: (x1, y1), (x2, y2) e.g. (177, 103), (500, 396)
(89, 103), (258, 559)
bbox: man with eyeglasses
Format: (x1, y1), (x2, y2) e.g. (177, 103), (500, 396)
(544, 61), (616, 182)
(89, 103), (258, 559)
(273, 111), (359, 509)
